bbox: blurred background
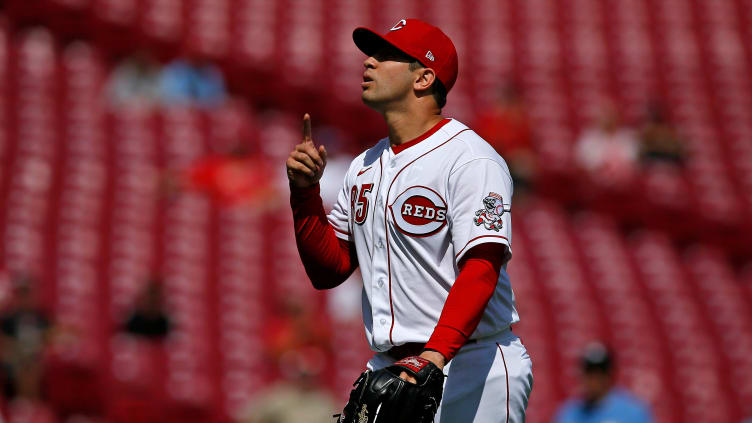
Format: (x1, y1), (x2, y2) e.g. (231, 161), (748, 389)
(0, 0), (751, 422)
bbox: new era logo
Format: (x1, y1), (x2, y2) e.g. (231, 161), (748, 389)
(425, 51), (435, 61)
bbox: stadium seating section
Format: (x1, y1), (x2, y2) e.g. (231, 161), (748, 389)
(0, 1), (751, 422)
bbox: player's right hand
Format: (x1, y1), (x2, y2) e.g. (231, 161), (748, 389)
(286, 113), (328, 188)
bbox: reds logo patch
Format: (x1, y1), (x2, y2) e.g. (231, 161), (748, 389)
(474, 192), (509, 232)
(390, 186), (447, 237)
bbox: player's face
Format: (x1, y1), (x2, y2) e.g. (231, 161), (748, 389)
(361, 44), (416, 111)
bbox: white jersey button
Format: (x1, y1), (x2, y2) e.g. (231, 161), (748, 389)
(377, 239), (384, 248)
(380, 318), (387, 325)
(378, 278), (384, 287)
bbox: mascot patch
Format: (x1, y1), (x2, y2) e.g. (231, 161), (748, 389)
(474, 192), (509, 232)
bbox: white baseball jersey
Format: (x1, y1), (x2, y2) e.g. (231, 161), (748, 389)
(327, 118), (520, 352)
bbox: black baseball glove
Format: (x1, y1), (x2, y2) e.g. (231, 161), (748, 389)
(334, 356), (445, 423)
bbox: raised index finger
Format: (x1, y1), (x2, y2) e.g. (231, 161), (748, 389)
(302, 113), (313, 144)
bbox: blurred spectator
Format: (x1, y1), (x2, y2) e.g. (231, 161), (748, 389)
(159, 56), (226, 107)
(474, 83), (537, 196)
(575, 104), (639, 187)
(182, 142), (279, 208)
(264, 297), (332, 378)
(0, 274), (52, 402)
(243, 297), (336, 423)
(241, 382), (337, 423)
(105, 51), (162, 109)
(554, 342), (653, 423)
(123, 279), (171, 340)
(638, 101), (685, 167)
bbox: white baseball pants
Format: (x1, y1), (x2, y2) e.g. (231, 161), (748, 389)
(367, 329), (533, 423)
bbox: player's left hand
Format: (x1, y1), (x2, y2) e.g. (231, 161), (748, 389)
(335, 355), (445, 422)
(399, 350), (446, 384)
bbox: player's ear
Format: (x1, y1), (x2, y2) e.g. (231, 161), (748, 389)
(414, 68), (437, 93)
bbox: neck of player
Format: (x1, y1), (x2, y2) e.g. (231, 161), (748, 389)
(384, 106), (444, 148)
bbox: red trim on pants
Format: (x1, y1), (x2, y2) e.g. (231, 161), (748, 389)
(497, 343), (510, 423)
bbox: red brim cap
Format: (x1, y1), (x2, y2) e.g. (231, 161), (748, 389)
(352, 19), (458, 93)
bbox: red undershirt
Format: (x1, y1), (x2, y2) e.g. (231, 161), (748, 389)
(290, 118), (504, 362)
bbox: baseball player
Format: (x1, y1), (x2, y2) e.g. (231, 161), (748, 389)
(286, 18), (533, 422)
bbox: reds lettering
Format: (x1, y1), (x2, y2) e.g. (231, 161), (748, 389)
(390, 186), (448, 237)
(400, 200), (447, 222)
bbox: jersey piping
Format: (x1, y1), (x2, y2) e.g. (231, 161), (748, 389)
(497, 343), (510, 423)
(385, 128), (471, 345)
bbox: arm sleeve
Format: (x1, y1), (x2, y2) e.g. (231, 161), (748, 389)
(447, 157), (513, 264)
(423, 242), (506, 361)
(290, 184), (358, 289)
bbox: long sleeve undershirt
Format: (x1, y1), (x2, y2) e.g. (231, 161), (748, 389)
(291, 184), (358, 289)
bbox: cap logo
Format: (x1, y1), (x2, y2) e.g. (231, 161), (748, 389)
(390, 19), (407, 31)
(425, 51), (435, 62)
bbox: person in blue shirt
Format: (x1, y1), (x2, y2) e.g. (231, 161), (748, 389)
(159, 56), (226, 107)
(554, 342), (654, 423)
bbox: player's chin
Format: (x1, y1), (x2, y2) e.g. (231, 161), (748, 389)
(361, 90), (380, 108)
